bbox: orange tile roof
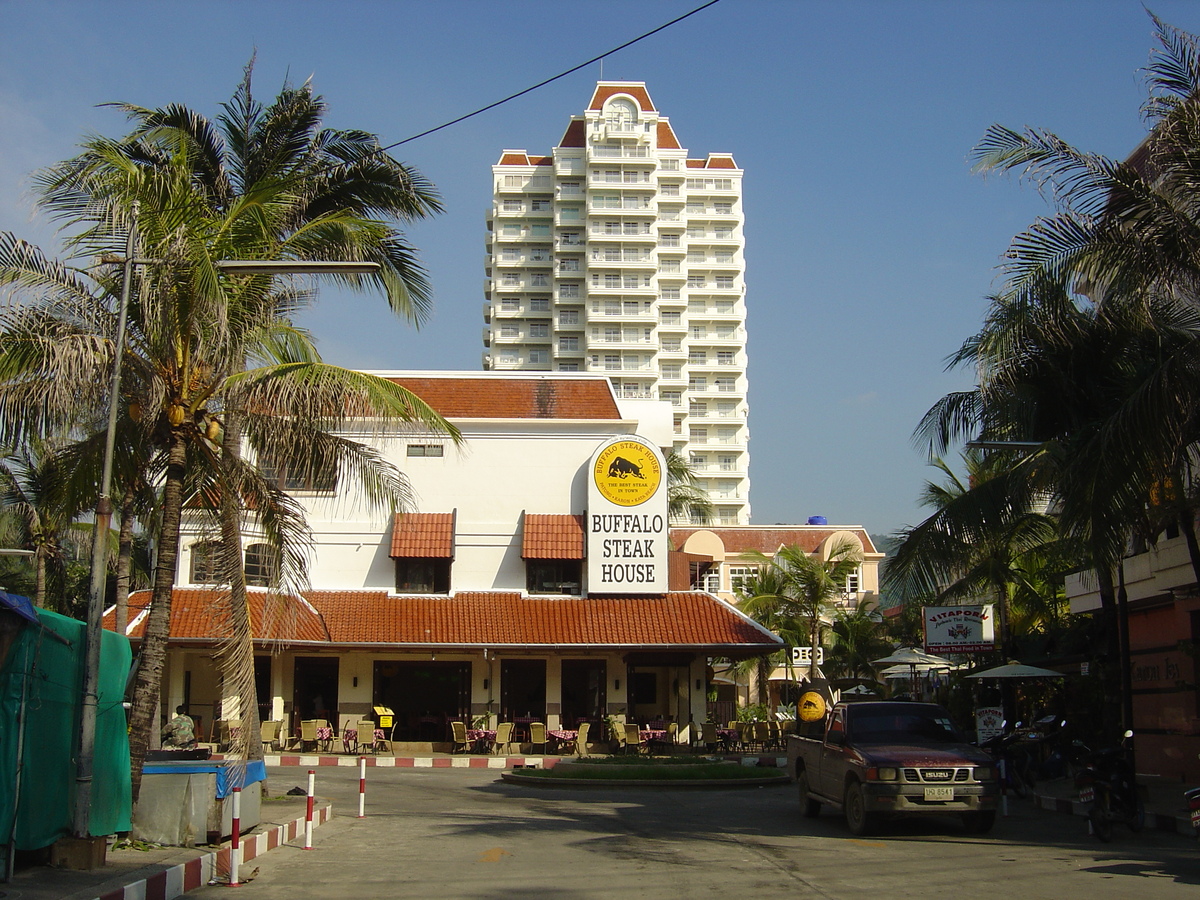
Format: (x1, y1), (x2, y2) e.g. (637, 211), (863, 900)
(685, 159), (705, 168)
(498, 151), (530, 166)
(523, 514), (585, 559)
(671, 527), (879, 555)
(531, 156), (553, 166)
(657, 121), (681, 150)
(311, 590), (779, 651)
(559, 120), (586, 148)
(114, 589), (782, 654)
(112, 589), (329, 643)
(588, 83), (656, 112)
(706, 155), (737, 169)
(384, 376), (620, 419)
(391, 512), (455, 558)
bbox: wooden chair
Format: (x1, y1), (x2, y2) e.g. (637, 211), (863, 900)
(493, 722), (515, 756)
(451, 721), (470, 754)
(575, 721), (590, 758)
(701, 722), (721, 753)
(624, 723), (644, 755)
(528, 722), (547, 754)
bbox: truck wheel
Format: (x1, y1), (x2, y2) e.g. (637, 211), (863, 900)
(844, 781), (879, 836)
(962, 810), (996, 834)
(797, 769), (821, 818)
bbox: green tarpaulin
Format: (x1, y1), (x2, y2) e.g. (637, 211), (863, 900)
(0, 608), (132, 848)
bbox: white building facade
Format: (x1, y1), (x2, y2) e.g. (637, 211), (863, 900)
(115, 374), (779, 750)
(483, 82), (752, 525)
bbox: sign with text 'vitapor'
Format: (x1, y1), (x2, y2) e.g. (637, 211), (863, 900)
(586, 435), (668, 593)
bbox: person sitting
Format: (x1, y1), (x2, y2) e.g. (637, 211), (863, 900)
(162, 705), (196, 750)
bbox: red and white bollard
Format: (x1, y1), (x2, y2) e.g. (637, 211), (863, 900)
(304, 769), (315, 849)
(358, 756), (367, 818)
(230, 786), (242, 886)
(999, 759), (1009, 817)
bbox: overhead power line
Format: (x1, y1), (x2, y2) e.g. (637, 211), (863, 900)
(385, 0), (722, 150)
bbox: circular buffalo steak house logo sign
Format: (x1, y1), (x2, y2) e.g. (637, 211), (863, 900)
(593, 440), (662, 507)
(798, 691), (827, 722)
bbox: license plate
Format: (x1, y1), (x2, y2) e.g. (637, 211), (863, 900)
(1079, 787), (1094, 803)
(1191, 808), (1200, 827)
(924, 786), (954, 801)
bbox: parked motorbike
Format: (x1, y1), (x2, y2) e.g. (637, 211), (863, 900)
(1076, 730), (1143, 842)
(1186, 754), (1200, 839)
(981, 721), (1038, 798)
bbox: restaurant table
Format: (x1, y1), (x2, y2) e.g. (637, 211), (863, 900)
(514, 717), (539, 742)
(342, 728), (385, 753)
(466, 729), (497, 753)
(315, 725), (335, 752)
(547, 729), (577, 753)
(639, 730), (668, 742)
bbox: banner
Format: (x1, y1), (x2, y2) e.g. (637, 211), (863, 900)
(586, 435), (669, 593)
(922, 605), (995, 653)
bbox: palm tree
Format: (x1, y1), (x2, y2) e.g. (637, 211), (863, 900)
(826, 607), (892, 684)
(730, 566), (798, 705)
(743, 540), (863, 682)
(665, 449), (715, 524)
(0, 70), (457, 793)
(0, 438), (85, 610)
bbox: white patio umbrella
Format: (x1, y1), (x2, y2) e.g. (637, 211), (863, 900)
(967, 662), (1065, 679)
(872, 647), (954, 667)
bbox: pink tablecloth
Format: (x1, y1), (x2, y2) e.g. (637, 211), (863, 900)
(342, 728), (385, 752)
(316, 726), (334, 742)
(639, 730), (668, 742)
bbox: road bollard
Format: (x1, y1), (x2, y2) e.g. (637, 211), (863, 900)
(230, 786), (241, 886)
(304, 769), (315, 849)
(358, 757), (366, 818)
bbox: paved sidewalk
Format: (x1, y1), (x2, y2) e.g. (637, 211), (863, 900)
(1, 797), (328, 900)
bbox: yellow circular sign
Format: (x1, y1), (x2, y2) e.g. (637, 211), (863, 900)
(798, 691), (827, 722)
(593, 440), (662, 507)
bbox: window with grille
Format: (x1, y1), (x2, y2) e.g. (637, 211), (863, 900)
(244, 543), (279, 588)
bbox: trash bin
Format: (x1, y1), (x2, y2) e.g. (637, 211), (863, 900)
(133, 760), (266, 846)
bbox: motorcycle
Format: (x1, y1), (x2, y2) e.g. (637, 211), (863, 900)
(981, 721), (1037, 799)
(1076, 730), (1144, 842)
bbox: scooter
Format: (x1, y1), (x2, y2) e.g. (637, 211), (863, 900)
(1076, 730), (1143, 842)
(1186, 754), (1200, 839)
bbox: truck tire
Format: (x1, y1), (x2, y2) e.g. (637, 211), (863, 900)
(797, 768), (821, 818)
(844, 781), (879, 836)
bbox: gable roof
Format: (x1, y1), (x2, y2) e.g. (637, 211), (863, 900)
(382, 375), (621, 420)
(588, 82), (656, 112)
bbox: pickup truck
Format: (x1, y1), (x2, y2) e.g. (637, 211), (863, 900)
(788, 700), (999, 835)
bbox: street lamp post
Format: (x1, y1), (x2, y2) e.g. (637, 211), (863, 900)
(72, 241), (379, 840)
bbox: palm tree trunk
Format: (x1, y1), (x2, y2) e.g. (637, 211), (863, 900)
(128, 431), (187, 802)
(809, 616), (820, 683)
(34, 546), (46, 609)
(216, 409), (264, 765)
(114, 487), (136, 635)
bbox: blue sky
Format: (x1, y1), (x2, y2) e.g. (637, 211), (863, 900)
(2, 0), (1196, 537)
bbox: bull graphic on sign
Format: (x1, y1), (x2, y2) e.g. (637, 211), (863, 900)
(607, 456), (645, 480)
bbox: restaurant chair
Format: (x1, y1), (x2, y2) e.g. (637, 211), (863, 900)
(451, 721), (470, 754)
(217, 719), (242, 753)
(528, 722), (547, 755)
(701, 722), (720, 753)
(493, 722), (515, 756)
(624, 723), (644, 756)
(260, 720), (282, 752)
(356, 719), (378, 754)
(300, 719), (319, 752)
(575, 721), (590, 758)
(754, 721), (771, 752)
(611, 721), (627, 754)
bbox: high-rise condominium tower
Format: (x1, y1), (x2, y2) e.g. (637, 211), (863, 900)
(483, 82), (750, 525)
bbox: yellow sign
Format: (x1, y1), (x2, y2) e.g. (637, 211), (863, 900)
(798, 691), (827, 722)
(592, 440), (662, 507)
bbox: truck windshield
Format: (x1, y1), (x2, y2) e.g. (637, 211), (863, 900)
(849, 710), (963, 744)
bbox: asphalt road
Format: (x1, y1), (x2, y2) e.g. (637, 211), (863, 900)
(189, 766), (1200, 900)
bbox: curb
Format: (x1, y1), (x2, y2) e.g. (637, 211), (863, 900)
(1031, 790), (1195, 838)
(259, 753), (789, 770)
(500, 771), (790, 789)
(90, 803), (331, 900)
